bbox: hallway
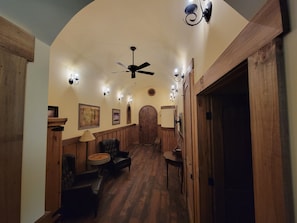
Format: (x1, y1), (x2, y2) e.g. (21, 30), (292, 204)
(63, 144), (189, 223)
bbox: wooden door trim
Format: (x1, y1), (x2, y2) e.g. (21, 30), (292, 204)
(248, 38), (293, 222)
(0, 16), (35, 61)
(0, 17), (34, 223)
(183, 60), (196, 223)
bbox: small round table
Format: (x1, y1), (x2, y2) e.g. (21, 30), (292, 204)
(88, 153), (111, 175)
(88, 153), (111, 166)
(163, 151), (183, 193)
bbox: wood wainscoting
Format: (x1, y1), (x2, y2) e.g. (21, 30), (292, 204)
(62, 124), (138, 173)
(160, 127), (178, 153)
(63, 124), (179, 173)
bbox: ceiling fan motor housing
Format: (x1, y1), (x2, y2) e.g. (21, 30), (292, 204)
(116, 46), (154, 78)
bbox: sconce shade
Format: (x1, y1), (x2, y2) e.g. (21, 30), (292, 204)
(185, 3), (197, 15)
(79, 130), (95, 142)
(68, 73), (79, 85)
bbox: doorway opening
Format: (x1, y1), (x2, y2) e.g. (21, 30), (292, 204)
(197, 61), (255, 223)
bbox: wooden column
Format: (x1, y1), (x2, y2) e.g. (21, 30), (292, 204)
(248, 39), (292, 223)
(0, 17), (34, 223)
(46, 118), (67, 213)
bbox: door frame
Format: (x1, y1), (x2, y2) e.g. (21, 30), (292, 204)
(183, 59), (196, 223)
(195, 39), (293, 223)
(197, 61), (255, 222)
(191, 1), (292, 222)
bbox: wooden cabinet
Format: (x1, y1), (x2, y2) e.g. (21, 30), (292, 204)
(45, 118), (67, 213)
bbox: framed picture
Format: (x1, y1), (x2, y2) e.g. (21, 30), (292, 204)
(78, 103), (100, 129)
(112, 109), (120, 125)
(48, 106), (59, 117)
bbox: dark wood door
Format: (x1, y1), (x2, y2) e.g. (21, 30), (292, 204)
(197, 95), (214, 223)
(198, 62), (255, 223)
(139, 105), (158, 144)
(211, 93), (255, 223)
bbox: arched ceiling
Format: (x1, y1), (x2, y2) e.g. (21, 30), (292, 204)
(0, 0), (265, 95)
(53, 0), (195, 94)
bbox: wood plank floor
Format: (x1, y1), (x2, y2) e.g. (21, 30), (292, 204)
(62, 144), (189, 223)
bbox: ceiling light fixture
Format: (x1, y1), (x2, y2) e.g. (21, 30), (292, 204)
(184, 0), (212, 26)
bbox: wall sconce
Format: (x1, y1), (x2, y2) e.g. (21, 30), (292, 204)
(170, 92), (176, 102)
(171, 84), (178, 93)
(127, 96), (133, 104)
(103, 87), (110, 96)
(118, 93), (124, 101)
(184, 0), (212, 26)
(68, 73), (79, 85)
(173, 68), (184, 82)
(170, 85), (178, 101)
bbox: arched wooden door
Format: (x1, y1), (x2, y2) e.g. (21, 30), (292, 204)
(139, 105), (158, 144)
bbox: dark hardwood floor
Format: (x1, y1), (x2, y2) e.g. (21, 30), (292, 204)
(62, 144), (189, 223)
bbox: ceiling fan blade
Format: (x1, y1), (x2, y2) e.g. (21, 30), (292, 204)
(112, 70), (130, 73)
(137, 70), (154, 75)
(116, 61), (128, 69)
(136, 62), (150, 70)
(131, 72), (136, 79)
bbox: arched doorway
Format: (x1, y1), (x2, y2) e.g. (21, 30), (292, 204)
(127, 104), (131, 124)
(139, 105), (158, 144)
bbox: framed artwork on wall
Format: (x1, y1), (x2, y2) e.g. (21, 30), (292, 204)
(78, 103), (100, 129)
(112, 109), (120, 125)
(48, 106), (59, 117)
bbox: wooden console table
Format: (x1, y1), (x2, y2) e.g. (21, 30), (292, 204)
(163, 151), (183, 193)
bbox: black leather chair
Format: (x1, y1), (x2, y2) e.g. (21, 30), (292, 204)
(99, 139), (131, 173)
(61, 154), (103, 217)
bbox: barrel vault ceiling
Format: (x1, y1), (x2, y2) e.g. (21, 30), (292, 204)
(0, 0), (264, 94)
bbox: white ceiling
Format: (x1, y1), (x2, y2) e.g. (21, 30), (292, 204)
(0, 0), (264, 94)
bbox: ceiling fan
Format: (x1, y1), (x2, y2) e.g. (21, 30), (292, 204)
(116, 46), (154, 78)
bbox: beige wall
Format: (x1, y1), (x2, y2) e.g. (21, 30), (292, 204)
(49, 37), (176, 139)
(22, 39), (49, 223)
(189, 0), (248, 82)
(284, 0), (297, 218)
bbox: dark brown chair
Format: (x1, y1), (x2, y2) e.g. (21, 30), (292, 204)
(61, 154), (103, 217)
(99, 139), (131, 173)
